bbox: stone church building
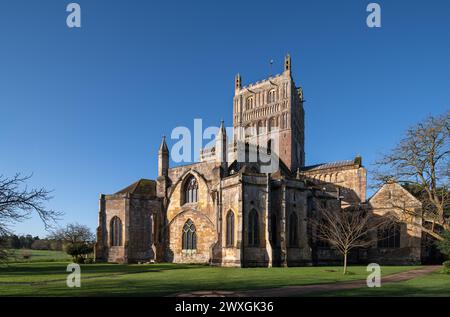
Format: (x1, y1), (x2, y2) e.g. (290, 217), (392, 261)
(95, 55), (423, 266)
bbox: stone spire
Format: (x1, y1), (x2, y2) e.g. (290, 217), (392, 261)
(158, 136), (169, 177)
(215, 120), (227, 165)
(235, 73), (242, 94)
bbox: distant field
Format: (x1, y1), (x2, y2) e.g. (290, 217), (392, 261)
(6, 249), (71, 263)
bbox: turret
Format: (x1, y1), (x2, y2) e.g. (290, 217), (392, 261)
(215, 120), (227, 165)
(235, 73), (241, 95)
(284, 54), (291, 76)
(158, 136), (169, 177)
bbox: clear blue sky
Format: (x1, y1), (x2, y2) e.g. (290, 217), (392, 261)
(1, 0), (448, 237)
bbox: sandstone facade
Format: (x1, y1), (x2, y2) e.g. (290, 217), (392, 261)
(95, 55), (423, 266)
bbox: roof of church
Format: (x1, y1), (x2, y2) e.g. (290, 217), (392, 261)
(115, 179), (156, 196)
(302, 159), (358, 172)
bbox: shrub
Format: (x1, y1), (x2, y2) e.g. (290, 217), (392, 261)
(66, 243), (93, 264)
(436, 231), (450, 259)
(21, 250), (32, 259)
(443, 261), (450, 274)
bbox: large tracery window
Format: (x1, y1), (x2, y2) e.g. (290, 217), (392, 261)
(378, 223), (401, 248)
(182, 219), (197, 250)
(183, 175), (198, 204)
(110, 216), (123, 246)
(248, 209), (260, 247)
(226, 210), (235, 247)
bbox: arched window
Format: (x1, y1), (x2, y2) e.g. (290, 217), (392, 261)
(289, 213), (298, 247)
(183, 175), (198, 204)
(226, 210), (235, 247)
(270, 214), (277, 246)
(110, 216), (123, 246)
(248, 209), (259, 247)
(182, 219), (197, 250)
(246, 97), (254, 110)
(378, 223), (400, 248)
(268, 89), (276, 103)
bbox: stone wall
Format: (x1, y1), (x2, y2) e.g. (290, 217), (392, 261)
(368, 182), (422, 264)
(165, 161), (220, 264)
(103, 195), (127, 263)
(219, 174), (243, 267)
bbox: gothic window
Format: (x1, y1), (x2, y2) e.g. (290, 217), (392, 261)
(226, 210), (235, 247)
(289, 213), (299, 247)
(246, 97), (254, 110)
(110, 216), (123, 246)
(182, 219), (197, 250)
(248, 209), (260, 247)
(378, 223), (401, 248)
(183, 175), (198, 204)
(270, 214), (277, 246)
(268, 89), (276, 103)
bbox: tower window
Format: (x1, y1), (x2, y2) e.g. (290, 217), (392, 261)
(268, 89), (276, 103)
(182, 219), (197, 250)
(246, 97), (254, 110)
(183, 175), (198, 204)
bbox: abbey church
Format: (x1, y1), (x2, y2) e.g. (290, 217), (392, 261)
(95, 55), (424, 267)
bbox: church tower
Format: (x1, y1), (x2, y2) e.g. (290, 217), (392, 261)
(232, 54), (305, 172)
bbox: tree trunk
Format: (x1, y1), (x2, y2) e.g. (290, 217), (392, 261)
(343, 252), (348, 275)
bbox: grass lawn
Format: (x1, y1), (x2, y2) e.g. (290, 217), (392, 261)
(317, 270), (450, 297)
(0, 261), (422, 297)
(6, 249), (71, 263)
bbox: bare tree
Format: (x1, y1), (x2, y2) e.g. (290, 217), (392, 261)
(0, 173), (61, 262)
(313, 205), (392, 274)
(374, 111), (449, 241)
(50, 223), (94, 245)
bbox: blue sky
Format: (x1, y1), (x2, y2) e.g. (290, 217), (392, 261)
(0, 0), (448, 237)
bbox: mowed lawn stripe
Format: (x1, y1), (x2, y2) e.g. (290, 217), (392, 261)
(0, 262), (422, 297)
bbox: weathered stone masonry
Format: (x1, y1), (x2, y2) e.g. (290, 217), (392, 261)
(95, 55), (423, 266)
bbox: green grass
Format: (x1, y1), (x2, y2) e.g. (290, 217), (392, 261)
(0, 262), (421, 297)
(317, 270), (450, 297)
(5, 249), (71, 263)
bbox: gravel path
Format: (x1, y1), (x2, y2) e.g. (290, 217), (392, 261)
(172, 266), (441, 297)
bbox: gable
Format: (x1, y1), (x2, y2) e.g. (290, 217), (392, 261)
(369, 182), (421, 206)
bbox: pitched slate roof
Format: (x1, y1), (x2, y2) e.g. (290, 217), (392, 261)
(302, 158), (361, 172)
(115, 179), (156, 196)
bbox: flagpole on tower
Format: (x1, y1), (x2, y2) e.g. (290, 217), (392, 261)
(269, 59), (274, 77)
